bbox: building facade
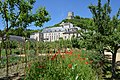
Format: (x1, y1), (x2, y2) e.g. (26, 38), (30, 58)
(30, 22), (80, 42)
(30, 32), (43, 41)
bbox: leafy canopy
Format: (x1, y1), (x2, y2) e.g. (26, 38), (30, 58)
(0, 0), (50, 31)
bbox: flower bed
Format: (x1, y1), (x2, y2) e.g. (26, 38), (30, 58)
(25, 49), (103, 80)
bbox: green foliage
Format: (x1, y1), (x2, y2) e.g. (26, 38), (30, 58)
(80, 0), (120, 78)
(7, 28), (39, 37)
(74, 15), (81, 19)
(71, 37), (80, 48)
(79, 0), (120, 52)
(9, 41), (18, 49)
(46, 15), (93, 30)
(62, 18), (93, 29)
(0, 0), (50, 35)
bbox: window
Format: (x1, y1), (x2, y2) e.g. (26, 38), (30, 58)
(65, 36), (66, 39)
(50, 36), (51, 41)
(54, 36), (55, 40)
(65, 29), (67, 31)
(59, 33), (60, 37)
(52, 36), (53, 40)
(36, 37), (38, 41)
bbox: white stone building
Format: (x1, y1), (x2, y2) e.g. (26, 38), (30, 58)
(66, 12), (74, 19)
(30, 32), (43, 41)
(30, 22), (80, 42)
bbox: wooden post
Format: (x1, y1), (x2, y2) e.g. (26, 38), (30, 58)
(36, 41), (39, 61)
(24, 39), (27, 77)
(0, 41), (1, 67)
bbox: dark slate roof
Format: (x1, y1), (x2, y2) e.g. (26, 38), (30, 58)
(63, 31), (77, 34)
(41, 23), (81, 33)
(9, 35), (25, 42)
(3, 35), (35, 42)
(42, 27), (65, 33)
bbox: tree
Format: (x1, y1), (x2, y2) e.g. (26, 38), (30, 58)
(0, 30), (2, 63)
(74, 15), (80, 19)
(71, 37), (79, 48)
(80, 0), (120, 79)
(0, 0), (50, 77)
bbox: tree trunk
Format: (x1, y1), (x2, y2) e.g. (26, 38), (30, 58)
(111, 47), (117, 79)
(5, 37), (9, 78)
(0, 44), (1, 66)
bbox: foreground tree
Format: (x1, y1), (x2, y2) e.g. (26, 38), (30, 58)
(0, 0), (50, 77)
(80, 0), (120, 79)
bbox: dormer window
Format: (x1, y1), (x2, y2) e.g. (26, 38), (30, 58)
(68, 29), (69, 31)
(65, 29), (67, 31)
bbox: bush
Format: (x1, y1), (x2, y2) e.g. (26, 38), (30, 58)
(14, 50), (20, 55)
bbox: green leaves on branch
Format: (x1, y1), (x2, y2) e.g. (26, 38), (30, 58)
(0, 0), (50, 32)
(34, 7), (50, 27)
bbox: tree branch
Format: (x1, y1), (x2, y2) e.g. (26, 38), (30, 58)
(103, 48), (114, 54)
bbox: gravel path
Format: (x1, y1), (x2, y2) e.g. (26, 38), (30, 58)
(0, 63), (25, 79)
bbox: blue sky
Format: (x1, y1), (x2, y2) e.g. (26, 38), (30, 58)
(0, 0), (120, 30)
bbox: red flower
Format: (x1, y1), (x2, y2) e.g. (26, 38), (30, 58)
(65, 50), (69, 54)
(83, 58), (86, 60)
(68, 64), (72, 68)
(51, 54), (57, 60)
(85, 62), (89, 64)
(38, 65), (45, 68)
(69, 50), (73, 55)
(78, 54), (81, 58)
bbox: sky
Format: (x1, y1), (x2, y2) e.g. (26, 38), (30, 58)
(0, 0), (120, 30)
